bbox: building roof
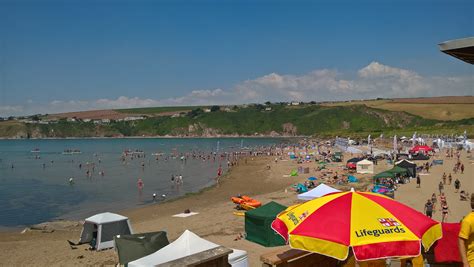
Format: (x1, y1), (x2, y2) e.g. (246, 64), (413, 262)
(439, 37), (474, 64)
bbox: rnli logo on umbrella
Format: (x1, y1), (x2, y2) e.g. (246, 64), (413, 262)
(299, 211), (309, 220)
(378, 218), (400, 227)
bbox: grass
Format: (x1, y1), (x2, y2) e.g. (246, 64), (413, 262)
(0, 121), (26, 137)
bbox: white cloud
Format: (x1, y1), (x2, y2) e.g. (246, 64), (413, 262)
(358, 61), (419, 79)
(1, 61), (472, 117)
(0, 105), (23, 115)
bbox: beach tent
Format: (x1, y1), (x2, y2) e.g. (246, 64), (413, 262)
(347, 157), (363, 163)
(245, 201), (287, 247)
(356, 159), (374, 174)
(79, 212), (133, 251)
(298, 184), (341, 200)
(395, 159), (417, 177)
(409, 145), (433, 154)
(386, 166), (409, 176)
(373, 171), (395, 179)
(128, 230), (248, 267)
(115, 231), (169, 265)
(290, 170), (298, 176)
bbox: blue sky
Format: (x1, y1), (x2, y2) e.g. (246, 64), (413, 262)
(0, 0), (473, 116)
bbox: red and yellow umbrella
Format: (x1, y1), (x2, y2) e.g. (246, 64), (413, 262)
(271, 191), (442, 261)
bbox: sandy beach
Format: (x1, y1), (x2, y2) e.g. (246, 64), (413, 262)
(0, 148), (472, 266)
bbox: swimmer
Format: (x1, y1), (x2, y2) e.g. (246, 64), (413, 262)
(152, 193), (157, 201)
(137, 178), (144, 190)
(69, 177), (74, 184)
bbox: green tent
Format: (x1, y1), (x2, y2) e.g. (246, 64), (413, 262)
(245, 201), (287, 247)
(114, 231), (169, 265)
(386, 166), (408, 175)
(373, 171), (395, 179)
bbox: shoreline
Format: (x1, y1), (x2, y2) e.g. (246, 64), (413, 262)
(0, 176), (223, 233)
(0, 135), (306, 140)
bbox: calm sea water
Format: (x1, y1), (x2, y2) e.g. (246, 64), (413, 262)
(0, 138), (283, 229)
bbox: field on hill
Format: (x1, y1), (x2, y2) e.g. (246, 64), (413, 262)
(321, 96), (474, 120)
(116, 106), (199, 115)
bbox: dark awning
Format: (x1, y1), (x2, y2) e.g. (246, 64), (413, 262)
(439, 37), (474, 64)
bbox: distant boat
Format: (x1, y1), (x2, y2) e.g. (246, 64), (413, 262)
(62, 149), (82, 155)
(30, 148), (41, 153)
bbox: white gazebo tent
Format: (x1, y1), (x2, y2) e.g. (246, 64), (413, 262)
(128, 230), (248, 267)
(79, 212), (133, 251)
(356, 159), (374, 174)
(297, 183), (341, 201)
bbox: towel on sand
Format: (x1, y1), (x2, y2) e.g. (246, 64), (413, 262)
(172, 212), (199, 218)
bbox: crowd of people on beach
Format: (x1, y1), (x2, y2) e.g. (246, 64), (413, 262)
(422, 147), (469, 223)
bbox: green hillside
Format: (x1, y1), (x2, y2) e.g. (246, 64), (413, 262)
(1, 104), (472, 138)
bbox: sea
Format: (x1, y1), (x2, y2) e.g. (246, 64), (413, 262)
(0, 138), (284, 229)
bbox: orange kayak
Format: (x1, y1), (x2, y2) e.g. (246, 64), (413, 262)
(231, 195), (262, 209)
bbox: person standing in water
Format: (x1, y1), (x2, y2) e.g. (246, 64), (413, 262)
(217, 165), (222, 178)
(137, 178), (144, 190)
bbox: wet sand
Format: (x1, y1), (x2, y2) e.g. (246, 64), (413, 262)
(0, 150), (471, 266)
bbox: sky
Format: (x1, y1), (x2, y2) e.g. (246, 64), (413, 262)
(0, 0), (473, 116)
